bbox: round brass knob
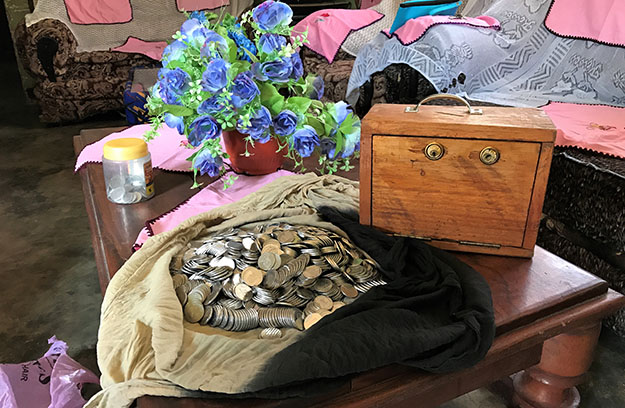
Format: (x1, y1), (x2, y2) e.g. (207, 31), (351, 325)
(424, 142), (445, 161)
(480, 147), (500, 165)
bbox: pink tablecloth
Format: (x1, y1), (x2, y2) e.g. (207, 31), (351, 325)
(292, 9), (384, 63)
(542, 102), (625, 158)
(545, 0), (625, 47)
(111, 37), (167, 60)
(75, 125), (193, 173)
(134, 170), (294, 248)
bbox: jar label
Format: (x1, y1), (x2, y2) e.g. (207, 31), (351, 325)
(144, 160), (155, 196)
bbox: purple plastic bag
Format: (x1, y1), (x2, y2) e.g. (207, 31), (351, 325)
(0, 336), (99, 408)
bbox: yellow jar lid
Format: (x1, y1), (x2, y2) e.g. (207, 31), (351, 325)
(103, 138), (149, 161)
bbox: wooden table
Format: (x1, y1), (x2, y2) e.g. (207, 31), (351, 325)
(75, 128), (624, 408)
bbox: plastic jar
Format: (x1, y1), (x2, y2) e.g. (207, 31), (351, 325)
(102, 138), (155, 204)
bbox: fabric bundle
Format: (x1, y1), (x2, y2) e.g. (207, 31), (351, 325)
(86, 174), (494, 408)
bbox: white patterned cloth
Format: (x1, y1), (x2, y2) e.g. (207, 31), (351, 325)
(346, 0), (625, 108)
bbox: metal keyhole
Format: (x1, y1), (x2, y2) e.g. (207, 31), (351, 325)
(480, 147), (500, 165)
(424, 142), (445, 161)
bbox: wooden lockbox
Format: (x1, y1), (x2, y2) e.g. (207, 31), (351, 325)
(359, 95), (557, 257)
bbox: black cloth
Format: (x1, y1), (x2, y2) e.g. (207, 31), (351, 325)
(246, 207), (495, 394)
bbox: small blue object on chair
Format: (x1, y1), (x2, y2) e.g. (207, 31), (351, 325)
(389, 0), (462, 34)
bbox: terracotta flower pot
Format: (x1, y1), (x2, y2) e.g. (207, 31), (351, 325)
(222, 130), (285, 175)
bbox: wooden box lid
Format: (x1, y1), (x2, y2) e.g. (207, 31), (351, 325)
(362, 103), (556, 143)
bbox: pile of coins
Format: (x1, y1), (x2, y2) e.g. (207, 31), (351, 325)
(106, 175), (151, 204)
(170, 223), (386, 338)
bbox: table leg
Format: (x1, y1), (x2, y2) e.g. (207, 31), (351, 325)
(512, 323), (601, 408)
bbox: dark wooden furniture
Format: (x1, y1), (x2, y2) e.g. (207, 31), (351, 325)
(75, 127), (624, 408)
(360, 101), (556, 258)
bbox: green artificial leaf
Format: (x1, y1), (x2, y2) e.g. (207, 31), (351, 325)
(310, 99), (324, 110)
(166, 60), (187, 70)
(269, 99), (285, 116)
(285, 97), (312, 114)
(162, 104), (194, 117)
(335, 130), (345, 153)
(259, 82), (279, 103)
(226, 37), (238, 62)
(338, 112), (354, 134)
(230, 60), (251, 77)
(259, 82), (285, 115)
(306, 116), (325, 136)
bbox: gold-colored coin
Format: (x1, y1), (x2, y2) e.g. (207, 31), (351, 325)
(313, 295), (333, 310)
(318, 309), (332, 317)
(303, 265), (322, 279)
(331, 301), (346, 312)
(340, 283), (358, 298)
(184, 301), (204, 323)
(276, 230), (297, 243)
(304, 313), (322, 330)
(241, 267), (264, 287)
(171, 273), (187, 289)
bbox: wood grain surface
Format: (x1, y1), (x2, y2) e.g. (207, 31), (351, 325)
(361, 105), (557, 142)
(371, 136), (541, 247)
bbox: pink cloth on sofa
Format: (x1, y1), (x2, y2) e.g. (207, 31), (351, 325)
(545, 0), (625, 47)
(111, 37), (167, 60)
(75, 125), (195, 172)
(177, 0), (230, 11)
(542, 102), (625, 158)
(134, 170), (293, 247)
(360, 0), (382, 9)
(292, 9), (384, 63)
(383, 15), (500, 46)
(64, 0), (132, 24)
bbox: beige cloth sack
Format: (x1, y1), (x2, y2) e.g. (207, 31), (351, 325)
(86, 174), (359, 408)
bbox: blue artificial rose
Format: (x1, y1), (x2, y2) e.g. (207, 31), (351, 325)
(197, 95), (231, 115)
(291, 125), (320, 157)
(231, 72), (260, 108)
(272, 110), (297, 136)
(158, 68), (191, 105)
(162, 40), (187, 66)
(180, 19), (209, 48)
(237, 106), (272, 142)
(188, 116), (221, 147)
(308, 76), (324, 100)
(258, 33), (286, 54)
(194, 149), (223, 177)
(202, 59), (230, 93)
(252, 58), (292, 82)
(252, 1), (293, 32)
(290, 52), (303, 80)
(164, 113), (185, 135)
(320, 138), (336, 159)
(331, 101), (350, 125)
(200, 30), (229, 59)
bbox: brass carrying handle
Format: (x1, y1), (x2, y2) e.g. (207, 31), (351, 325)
(405, 93), (483, 115)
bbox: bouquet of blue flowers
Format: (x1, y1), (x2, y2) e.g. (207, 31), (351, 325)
(145, 1), (361, 187)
